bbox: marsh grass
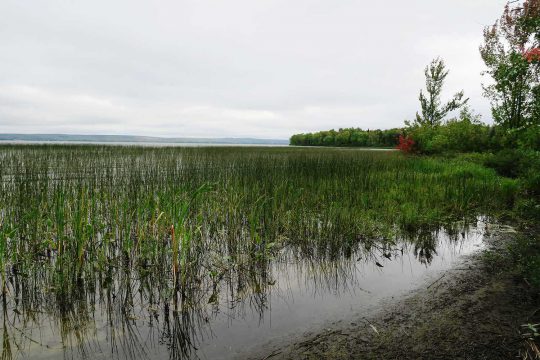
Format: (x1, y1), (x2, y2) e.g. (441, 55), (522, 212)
(0, 145), (517, 358)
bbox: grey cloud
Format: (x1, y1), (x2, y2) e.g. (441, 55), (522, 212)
(0, 0), (506, 139)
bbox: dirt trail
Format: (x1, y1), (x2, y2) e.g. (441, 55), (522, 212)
(251, 234), (539, 360)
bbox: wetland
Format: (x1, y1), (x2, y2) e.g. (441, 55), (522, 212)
(0, 145), (517, 359)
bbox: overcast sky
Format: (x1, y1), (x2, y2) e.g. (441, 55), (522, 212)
(0, 0), (506, 139)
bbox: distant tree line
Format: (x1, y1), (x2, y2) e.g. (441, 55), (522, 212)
(289, 128), (402, 147)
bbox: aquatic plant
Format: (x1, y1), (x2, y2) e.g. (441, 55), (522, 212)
(0, 145), (517, 358)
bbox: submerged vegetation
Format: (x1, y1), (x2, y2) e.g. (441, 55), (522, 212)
(0, 145), (517, 358)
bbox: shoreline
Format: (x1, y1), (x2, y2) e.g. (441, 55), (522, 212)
(250, 229), (536, 359)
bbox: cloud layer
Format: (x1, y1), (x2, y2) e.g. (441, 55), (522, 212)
(0, 0), (505, 139)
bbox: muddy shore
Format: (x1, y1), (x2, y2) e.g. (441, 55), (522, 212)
(250, 230), (539, 360)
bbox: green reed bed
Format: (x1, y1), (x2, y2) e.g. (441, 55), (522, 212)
(0, 146), (515, 288)
(0, 145), (517, 357)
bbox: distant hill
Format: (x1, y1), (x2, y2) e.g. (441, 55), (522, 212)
(0, 134), (289, 145)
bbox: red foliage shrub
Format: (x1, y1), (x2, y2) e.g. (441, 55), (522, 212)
(523, 48), (540, 62)
(396, 135), (415, 153)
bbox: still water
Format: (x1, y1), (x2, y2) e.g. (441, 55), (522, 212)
(2, 218), (492, 359)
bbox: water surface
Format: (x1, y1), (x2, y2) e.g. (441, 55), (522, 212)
(4, 219), (488, 360)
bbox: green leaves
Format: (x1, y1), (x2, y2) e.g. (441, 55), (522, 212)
(415, 58), (469, 127)
(480, 1), (540, 129)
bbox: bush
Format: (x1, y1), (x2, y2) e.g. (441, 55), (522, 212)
(455, 152), (492, 165)
(406, 108), (493, 154)
(484, 149), (524, 178)
(521, 152), (540, 195)
(517, 125), (540, 151)
(396, 135), (415, 153)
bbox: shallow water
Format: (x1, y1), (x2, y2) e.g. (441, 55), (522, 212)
(3, 218), (489, 360)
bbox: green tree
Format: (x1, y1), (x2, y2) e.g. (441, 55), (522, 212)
(480, 0), (540, 129)
(336, 130), (351, 146)
(413, 58), (468, 127)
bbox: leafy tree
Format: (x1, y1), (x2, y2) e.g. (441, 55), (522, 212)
(289, 128), (401, 147)
(480, 0), (540, 129)
(335, 130), (351, 145)
(405, 106), (493, 154)
(413, 58), (468, 127)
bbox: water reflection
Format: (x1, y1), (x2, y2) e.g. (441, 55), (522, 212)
(1, 218), (489, 359)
